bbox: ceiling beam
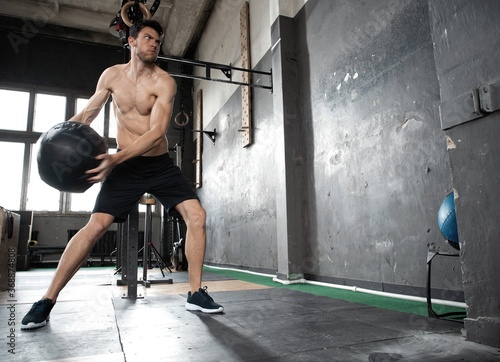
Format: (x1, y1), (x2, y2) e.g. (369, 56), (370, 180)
(0, 0), (214, 57)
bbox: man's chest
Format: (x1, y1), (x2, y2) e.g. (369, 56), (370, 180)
(111, 81), (156, 116)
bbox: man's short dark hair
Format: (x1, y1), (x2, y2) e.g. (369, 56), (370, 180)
(129, 20), (164, 39)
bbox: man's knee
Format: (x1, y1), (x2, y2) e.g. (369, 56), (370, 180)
(180, 201), (206, 230)
(86, 213), (114, 240)
(190, 205), (206, 229)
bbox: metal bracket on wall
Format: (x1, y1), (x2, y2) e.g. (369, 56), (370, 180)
(192, 129), (216, 145)
(440, 81), (500, 130)
(156, 55), (273, 93)
(478, 82), (500, 113)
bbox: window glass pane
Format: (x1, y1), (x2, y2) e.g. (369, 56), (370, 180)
(0, 89), (29, 131)
(139, 203), (155, 213)
(70, 183), (100, 212)
(70, 148), (116, 212)
(27, 141), (60, 211)
(76, 98), (105, 136)
(0, 142), (25, 210)
(33, 93), (66, 132)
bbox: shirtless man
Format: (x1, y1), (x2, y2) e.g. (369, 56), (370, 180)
(21, 20), (223, 330)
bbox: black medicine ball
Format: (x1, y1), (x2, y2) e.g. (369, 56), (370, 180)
(37, 122), (108, 193)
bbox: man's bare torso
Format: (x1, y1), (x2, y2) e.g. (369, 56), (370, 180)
(107, 63), (172, 156)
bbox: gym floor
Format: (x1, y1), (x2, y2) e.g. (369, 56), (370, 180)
(1, 266), (500, 362)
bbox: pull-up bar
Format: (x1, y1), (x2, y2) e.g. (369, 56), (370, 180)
(157, 55), (273, 93)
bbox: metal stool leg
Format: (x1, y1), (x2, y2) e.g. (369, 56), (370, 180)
(140, 194), (172, 287)
(118, 204), (141, 299)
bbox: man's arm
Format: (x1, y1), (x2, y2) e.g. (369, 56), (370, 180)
(69, 67), (114, 125)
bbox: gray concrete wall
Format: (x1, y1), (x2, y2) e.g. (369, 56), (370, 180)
(298, 0), (454, 290)
(200, 53), (277, 273)
(196, 0), (461, 293)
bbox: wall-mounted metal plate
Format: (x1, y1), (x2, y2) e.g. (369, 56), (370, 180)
(440, 81), (500, 130)
(440, 89), (484, 130)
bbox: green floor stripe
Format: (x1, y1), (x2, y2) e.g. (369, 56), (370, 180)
(204, 266), (466, 320)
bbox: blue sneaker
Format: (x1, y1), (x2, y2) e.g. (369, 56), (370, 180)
(21, 299), (55, 330)
(186, 287), (224, 314)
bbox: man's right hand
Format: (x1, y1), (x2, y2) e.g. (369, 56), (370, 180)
(86, 153), (116, 183)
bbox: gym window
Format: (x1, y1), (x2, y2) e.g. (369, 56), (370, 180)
(0, 86), (116, 213)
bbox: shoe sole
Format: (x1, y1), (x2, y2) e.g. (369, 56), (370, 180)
(186, 302), (224, 314)
(21, 319), (48, 330)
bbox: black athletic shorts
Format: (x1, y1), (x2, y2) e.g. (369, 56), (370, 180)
(93, 153), (199, 222)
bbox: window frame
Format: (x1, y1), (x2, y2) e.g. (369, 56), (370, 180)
(0, 82), (117, 214)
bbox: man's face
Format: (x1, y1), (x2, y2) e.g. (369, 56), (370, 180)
(131, 27), (161, 64)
